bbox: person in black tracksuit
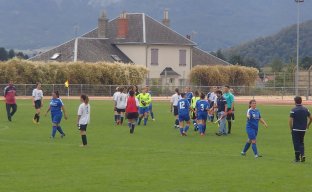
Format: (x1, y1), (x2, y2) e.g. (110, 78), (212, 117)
(289, 96), (312, 163)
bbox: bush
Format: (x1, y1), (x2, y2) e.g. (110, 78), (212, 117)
(190, 65), (259, 86)
(0, 59), (148, 85)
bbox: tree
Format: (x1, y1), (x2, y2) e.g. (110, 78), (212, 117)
(229, 54), (244, 65)
(8, 49), (15, 59)
(301, 57), (312, 69)
(270, 58), (284, 72)
(243, 57), (260, 70)
(0, 47), (8, 61)
(216, 49), (226, 60)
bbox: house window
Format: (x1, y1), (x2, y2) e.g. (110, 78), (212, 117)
(179, 50), (186, 66)
(151, 48), (159, 65)
(169, 78), (175, 84)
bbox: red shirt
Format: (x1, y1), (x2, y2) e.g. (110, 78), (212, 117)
(4, 85), (16, 104)
(126, 96), (138, 113)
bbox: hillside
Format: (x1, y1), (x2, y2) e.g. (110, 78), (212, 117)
(0, 0), (312, 51)
(224, 20), (312, 66)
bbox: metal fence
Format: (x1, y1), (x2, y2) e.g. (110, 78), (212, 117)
(2, 84), (311, 99)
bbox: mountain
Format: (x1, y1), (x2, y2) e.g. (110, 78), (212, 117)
(0, 0), (312, 51)
(223, 20), (312, 66)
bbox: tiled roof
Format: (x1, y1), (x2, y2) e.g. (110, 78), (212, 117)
(192, 47), (231, 66)
(30, 38), (132, 63)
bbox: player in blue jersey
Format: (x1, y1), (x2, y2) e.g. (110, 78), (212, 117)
(45, 91), (68, 139)
(177, 93), (191, 136)
(241, 100), (268, 158)
(195, 92), (210, 136)
(185, 87), (193, 104)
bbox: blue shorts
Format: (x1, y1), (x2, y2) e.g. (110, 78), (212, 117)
(247, 128), (258, 140)
(179, 114), (190, 122)
(51, 113), (63, 124)
(197, 112), (208, 121)
(139, 107), (150, 115)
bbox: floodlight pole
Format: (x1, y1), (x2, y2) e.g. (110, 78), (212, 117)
(295, 0), (304, 96)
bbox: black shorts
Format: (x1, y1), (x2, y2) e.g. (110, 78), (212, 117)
(173, 106), (178, 116)
(34, 100), (42, 109)
(79, 124), (88, 131)
(127, 112), (139, 119)
(117, 108), (126, 113)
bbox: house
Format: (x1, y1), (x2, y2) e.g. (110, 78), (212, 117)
(30, 10), (230, 86)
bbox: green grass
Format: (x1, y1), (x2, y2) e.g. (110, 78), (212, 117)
(0, 100), (311, 191)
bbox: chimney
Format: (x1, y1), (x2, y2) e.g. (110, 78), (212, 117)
(117, 12), (128, 39)
(98, 11), (108, 38)
(162, 9), (170, 27)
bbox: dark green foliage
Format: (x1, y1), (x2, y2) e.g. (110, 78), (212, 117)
(224, 20), (312, 67)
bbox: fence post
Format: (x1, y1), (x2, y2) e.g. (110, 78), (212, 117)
(52, 84), (55, 92)
(80, 84), (83, 95)
(24, 84), (27, 96)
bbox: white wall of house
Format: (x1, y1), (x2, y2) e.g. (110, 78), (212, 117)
(117, 44), (192, 86)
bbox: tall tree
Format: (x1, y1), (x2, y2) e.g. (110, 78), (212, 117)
(301, 57), (312, 69)
(0, 48), (8, 61)
(271, 58), (284, 72)
(8, 49), (15, 59)
(229, 54), (244, 65)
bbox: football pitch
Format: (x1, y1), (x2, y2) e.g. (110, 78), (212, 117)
(0, 99), (311, 192)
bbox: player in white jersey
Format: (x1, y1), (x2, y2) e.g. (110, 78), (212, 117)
(115, 87), (128, 125)
(77, 95), (90, 147)
(112, 87), (121, 124)
(32, 82), (44, 124)
(171, 88), (181, 128)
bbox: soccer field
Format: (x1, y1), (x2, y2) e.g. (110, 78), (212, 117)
(0, 99), (311, 192)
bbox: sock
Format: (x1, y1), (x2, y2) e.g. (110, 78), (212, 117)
(179, 128), (184, 135)
(120, 116), (124, 124)
(138, 117), (142, 125)
(128, 122), (132, 128)
(193, 120), (196, 125)
(34, 113), (38, 120)
(151, 112), (154, 119)
(184, 125), (189, 133)
(131, 124), (135, 134)
(57, 126), (64, 135)
(81, 135), (87, 145)
(252, 143), (258, 155)
(37, 114), (40, 123)
(144, 118), (148, 125)
(175, 119), (179, 126)
(228, 121), (232, 133)
(243, 142), (251, 153)
(114, 115), (118, 123)
(198, 124), (203, 134)
(116, 115), (121, 122)
(295, 151), (300, 161)
(51, 126), (57, 138)
(203, 124), (206, 133)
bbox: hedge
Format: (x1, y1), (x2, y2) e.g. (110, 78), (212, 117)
(190, 65), (259, 86)
(0, 59), (148, 85)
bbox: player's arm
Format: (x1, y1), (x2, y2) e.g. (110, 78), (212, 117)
(170, 96), (174, 112)
(231, 95), (235, 111)
(32, 90), (36, 106)
(45, 106), (51, 116)
(307, 114), (312, 129)
(77, 106), (82, 125)
(61, 105), (68, 120)
(260, 118), (268, 128)
(289, 117), (293, 132)
(146, 94), (152, 105)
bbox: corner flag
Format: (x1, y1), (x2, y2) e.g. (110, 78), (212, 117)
(64, 80), (69, 88)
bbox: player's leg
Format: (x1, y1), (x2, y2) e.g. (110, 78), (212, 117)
(137, 107), (144, 125)
(10, 104), (17, 118)
(299, 132), (306, 162)
(143, 108), (149, 126)
(179, 120), (185, 136)
(51, 121), (58, 138)
(183, 115), (190, 135)
(116, 109), (121, 125)
(114, 107), (118, 124)
(241, 139), (252, 155)
(149, 103), (155, 120)
(292, 131), (301, 162)
(79, 125), (87, 146)
(6, 103), (12, 121)
(55, 115), (65, 137)
(227, 110), (232, 134)
(120, 111), (125, 125)
(131, 112), (139, 133)
(218, 112), (227, 135)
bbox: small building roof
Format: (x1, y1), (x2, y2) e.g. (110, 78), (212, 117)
(160, 67), (180, 76)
